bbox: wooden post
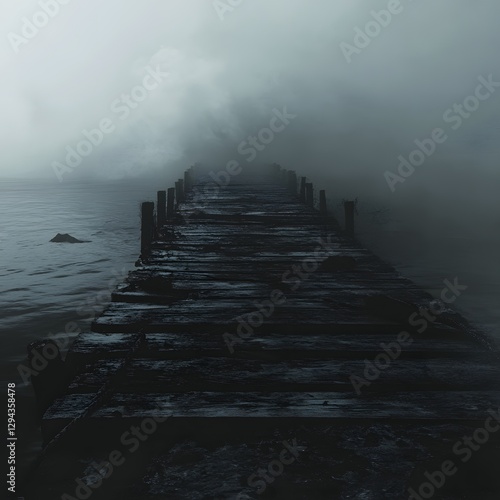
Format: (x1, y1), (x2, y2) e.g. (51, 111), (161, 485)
(300, 177), (306, 202)
(281, 169), (288, 186)
(288, 171), (297, 195)
(184, 170), (191, 193)
(175, 181), (180, 206)
(305, 183), (314, 207)
(319, 190), (327, 216)
(179, 179), (185, 202)
(271, 163), (281, 180)
(176, 179), (184, 204)
(141, 201), (155, 257)
(189, 166), (195, 188)
(28, 339), (68, 416)
(190, 164), (197, 180)
(157, 190), (166, 228)
(344, 201), (355, 235)
(167, 187), (175, 220)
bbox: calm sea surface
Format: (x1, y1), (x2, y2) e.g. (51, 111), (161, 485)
(0, 179), (164, 473)
(1, 179), (499, 477)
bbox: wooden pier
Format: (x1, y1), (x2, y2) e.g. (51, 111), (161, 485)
(25, 165), (500, 499)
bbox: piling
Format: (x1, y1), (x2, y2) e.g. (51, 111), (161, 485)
(27, 340), (69, 417)
(344, 200), (355, 235)
(271, 163), (281, 180)
(300, 177), (306, 202)
(141, 201), (155, 257)
(305, 183), (314, 207)
(288, 171), (298, 195)
(281, 169), (288, 187)
(157, 191), (167, 229)
(167, 188), (175, 220)
(319, 190), (327, 216)
(184, 170), (191, 193)
(176, 179), (184, 205)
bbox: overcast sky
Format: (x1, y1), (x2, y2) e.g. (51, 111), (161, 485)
(1, 0), (499, 202)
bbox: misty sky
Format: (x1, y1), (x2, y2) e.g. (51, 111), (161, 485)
(1, 0), (499, 207)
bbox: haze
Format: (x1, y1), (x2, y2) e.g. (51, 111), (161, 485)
(1, 0), (499, 236)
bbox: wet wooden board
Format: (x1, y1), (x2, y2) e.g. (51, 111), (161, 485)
(43, 391), (500, 424)
(123, 269), (412, 285)
(65, 357), (500, 394)
(67, 331), (486, 361)
(91, 295), (467, 334)
(91, 301), (407, 333)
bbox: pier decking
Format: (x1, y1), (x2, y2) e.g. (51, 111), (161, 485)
(26, 166), (500, 499)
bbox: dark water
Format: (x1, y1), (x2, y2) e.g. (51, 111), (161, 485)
(0, 179), (166, 473)
(1, 179), (499, 480)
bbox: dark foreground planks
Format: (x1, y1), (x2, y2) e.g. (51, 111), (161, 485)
(41, 390), (500, 447)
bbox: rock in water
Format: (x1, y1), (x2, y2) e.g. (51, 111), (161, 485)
(50, 233), (87, 243)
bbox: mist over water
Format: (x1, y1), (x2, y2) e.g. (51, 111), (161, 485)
(2, 1), (500, 246)
(1, 0), (500, 482)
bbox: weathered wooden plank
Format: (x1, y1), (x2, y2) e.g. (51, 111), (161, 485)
(148, 248), (373, 259)
(68, 332), (486, 361)
(91, 299), (411, 333)
(111, 278), (428, 304)
(93, 290), (462, 328)
(66, 357), (500, 394)
(43, 391), (500, 422)
(127, 264), (414, 283)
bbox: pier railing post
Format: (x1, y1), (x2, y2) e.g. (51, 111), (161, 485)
(157, 190), (166, 229)
(141, 201), (155, 257)
(175, 181), (180, 205)
(281, 169), (288, 187)
(28, 339), (68, 416)
(305, 183), (314, 207)
(175, 180), (184, 205)
(319, 190), (327, 216)
(288, 171), (297, 196)
(184, 170), (191, 193)
(167, 187), (175, 220)
(271, 163), (281, 181)
(179, 179), (185, 203)
(300, 177), (306, 202)
(344, 200), (355, 235)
